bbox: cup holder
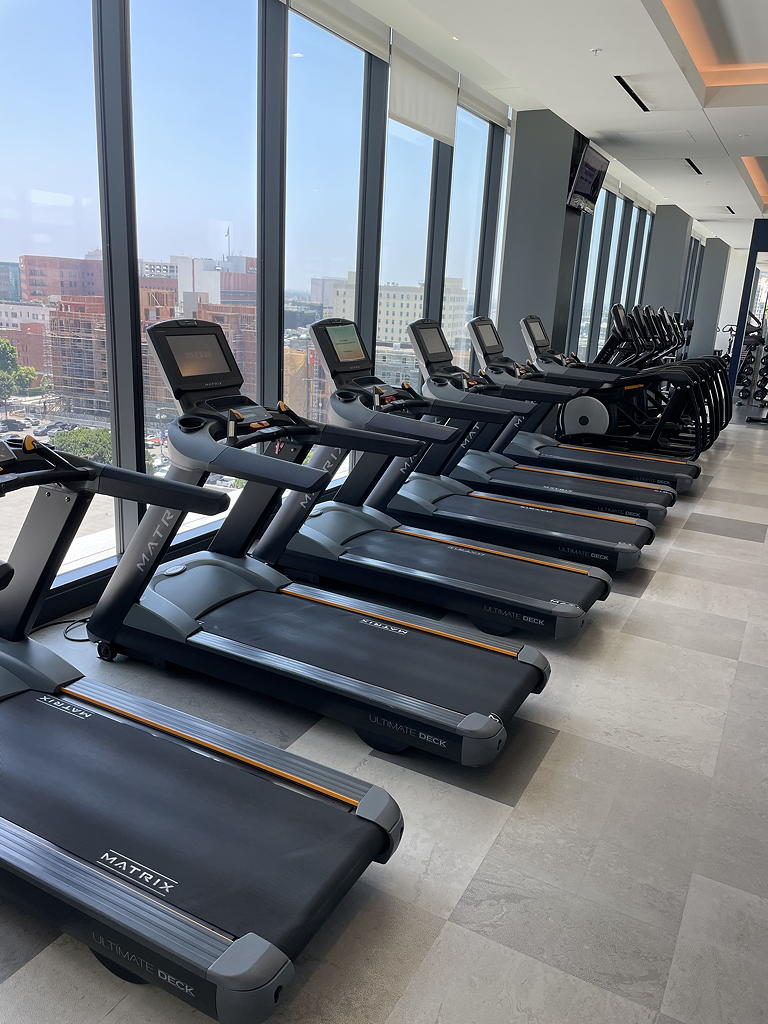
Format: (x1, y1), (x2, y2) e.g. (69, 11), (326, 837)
(336, 390), (358, 403)
(178, 415), (206, 433)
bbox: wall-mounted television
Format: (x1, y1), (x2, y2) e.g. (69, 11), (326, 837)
(567, 145), (610, 215)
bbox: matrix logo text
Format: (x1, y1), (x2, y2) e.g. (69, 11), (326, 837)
(99, 850), (178, 896)
(36, 695), (92, 720)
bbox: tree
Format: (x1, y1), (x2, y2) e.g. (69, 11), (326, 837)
(0, 338), (18, 375)
(0, 372), (14, 416)
(14, 366), (36, 395)
(53, 427), (113, 464)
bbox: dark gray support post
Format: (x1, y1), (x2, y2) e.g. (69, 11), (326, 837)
(626, 208), (649, 306)
(609, 198), (633, 308)
(92, 0), (145, 549)
(566, 212), (593, 353)
(424, 140), (453, 321)
(689, 238), (729, 357)
(641, 204), (693, 310)
(586, 190), (617, 359)
(496, 109), (575, 359)
(729, 218), (768, 388)
(257, 0), (288, 406)
(552, 208), (582, 352)
(474, 122), (504, 317)
(355, 54), (388, 356)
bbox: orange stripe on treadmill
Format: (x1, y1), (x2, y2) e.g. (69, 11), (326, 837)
(281, 589), (520, 658)
(558, 445), (689, 465)
(4, 821), (234, 941)
(392, 526), (589, 575)
(511, 465), (665, 491)
(63, 688), (359, 807)
(467, 491), (634, 524)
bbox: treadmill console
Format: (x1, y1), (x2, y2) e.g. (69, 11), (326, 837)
(520, 315), (555, 363)
(407, 319), (501, 393)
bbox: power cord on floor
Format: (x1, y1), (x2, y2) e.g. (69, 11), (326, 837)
(28, 617), (91, 642)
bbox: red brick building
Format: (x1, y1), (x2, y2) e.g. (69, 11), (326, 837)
(20, 255), (104, 302)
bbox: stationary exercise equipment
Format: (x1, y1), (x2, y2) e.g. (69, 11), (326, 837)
(0, 436), (403, 1022)
(89, 319), (551, 765)
(467, 315), (700, 491)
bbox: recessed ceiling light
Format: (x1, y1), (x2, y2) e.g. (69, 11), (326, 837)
(737, 132), (751, 138)
(451, 35), (460, 40)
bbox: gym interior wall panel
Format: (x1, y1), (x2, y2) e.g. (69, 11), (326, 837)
(689, 238), (730, 357)
(641, 204), (692, 311)
(715, 249), (749, 352)
(552, 208), (581, 351)
(496, 109), (575, 360)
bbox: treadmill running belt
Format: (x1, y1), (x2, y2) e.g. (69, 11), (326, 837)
(202, 589), (541, 719)
(343, 531), (607, 606)
(437, 494), (652, 547)
(485, 467), (674, 506)
(539, 445), (699, 480)
(0, 690), (382, 958)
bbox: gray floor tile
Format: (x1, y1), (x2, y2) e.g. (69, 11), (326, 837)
(579, 839), (691, 934)
(371, 716), (558, 805)
(707, 485), (768, 508)
(610, 567), (656, 598)
(621, 599), (746, 660)
(452, 862), (675, 1010)
(740, 621), (768, 666)
(386, 922), (656, 1024)
(661, 875), (768, 1024)
(695, 796), (768, 900)
(729, 660), (768, 717)
(0, 901), (58, 985)
(640, 570), (753, 621)
(659, 548), (768, 592)
(683, 511), (768, 543)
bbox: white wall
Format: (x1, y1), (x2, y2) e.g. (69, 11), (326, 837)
(715, 249), (750, 351)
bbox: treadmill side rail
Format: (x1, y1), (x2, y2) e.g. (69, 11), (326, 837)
(355, 786), (405, 860)
(64, 678), (388, 814)
(208, 934), (295, 1024)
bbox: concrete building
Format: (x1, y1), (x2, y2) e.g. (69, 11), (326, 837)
(0, 262), (20, 301)
(19, 255), (103, 301)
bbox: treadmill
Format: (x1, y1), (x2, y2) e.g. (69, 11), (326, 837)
(89, 319), (550, 766)
(351, 318), (654, 573)
(265, 317), (611, 633)
(457, 317), (676, 524)
(511, 315), (701, 491)
(0, 437), (402, 1022)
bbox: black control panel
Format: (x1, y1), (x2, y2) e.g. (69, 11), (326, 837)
(147, 319), (244, 401)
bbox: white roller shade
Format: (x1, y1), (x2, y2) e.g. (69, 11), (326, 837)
(288, 0), (390, 62)
(389, 33), (459, 145)
(458, 76), (509, 128)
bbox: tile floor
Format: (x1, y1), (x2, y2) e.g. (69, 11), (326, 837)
(2, 421), (768, 1024)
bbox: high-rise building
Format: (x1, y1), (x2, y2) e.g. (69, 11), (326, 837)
(138, 259), (178, 278)
(47, 297), (109, 421)
(310, 277), (345, 313)
(19, 255), (103, 302)
(0, 262), (21, 301)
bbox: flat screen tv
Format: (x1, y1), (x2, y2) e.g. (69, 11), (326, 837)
(567, 145), (610, 215)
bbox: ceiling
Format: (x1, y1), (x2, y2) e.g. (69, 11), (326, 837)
(356, 0), (768, 249)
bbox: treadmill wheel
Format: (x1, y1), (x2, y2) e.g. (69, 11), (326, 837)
(356, 730), (411, 755)
(97, 641), (117, 662)
(93, 951), (149, 984)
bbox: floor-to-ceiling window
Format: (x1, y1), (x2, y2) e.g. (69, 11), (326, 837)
(442, 108), (490, 366)
(488, 132), (511, 326)
(0, 0), (114, 571)
(131, 0), (258, 535)
(375, 121), (434, 386)
(282, 13), (365, 421)
(576, 190), (607, 358)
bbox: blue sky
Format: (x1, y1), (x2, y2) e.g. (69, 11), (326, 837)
(1, 0), (488, 295)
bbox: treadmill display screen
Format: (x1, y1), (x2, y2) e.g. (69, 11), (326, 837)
(167, 334), (232, 378)
(326, 324), (366, 362)
(418, 327), (450, 358)
(476, 323), (503, 354)
(527, 319), (549, 352)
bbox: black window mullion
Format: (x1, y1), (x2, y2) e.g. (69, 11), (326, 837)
(354, 53), (388, 359)
(423, 139), (453, 321)
(586, 190), (616, 359)
(92, 0), (144, 551)
(609, 198), (633, 309)
(257, 0), (287, 406)
(567, 212), (593, 353)
(638, 213), (654, 305)
(473, 122), (504, 318)
(625, 207), (647, 308)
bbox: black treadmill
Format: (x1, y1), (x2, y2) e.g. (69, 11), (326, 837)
(512, 315), (701, 491)
(458, 316), (677, 524)
(89, 319), (550, 766)
(260, 317), (611, 633)
(0, 437), (402, 1022)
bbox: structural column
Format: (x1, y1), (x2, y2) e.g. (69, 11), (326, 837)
(496, 109), (576, 359)
(641, 205), (692, 310)
(689, 237), (730, 356)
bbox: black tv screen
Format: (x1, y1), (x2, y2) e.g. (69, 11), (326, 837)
(567, 145), (610, 215)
